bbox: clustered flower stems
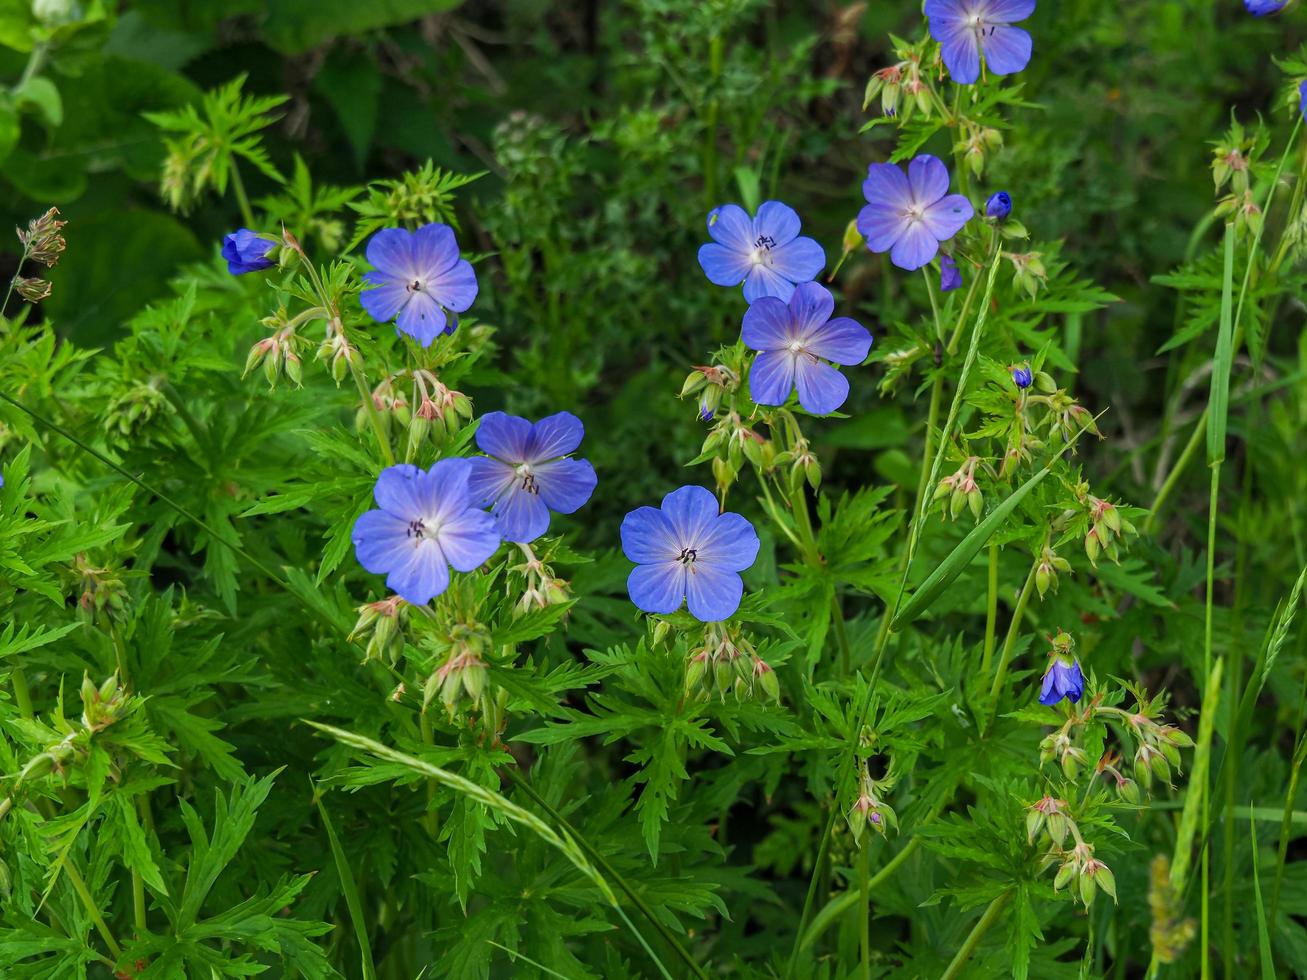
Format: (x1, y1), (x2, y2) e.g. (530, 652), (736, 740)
(3, 207), (66, 317)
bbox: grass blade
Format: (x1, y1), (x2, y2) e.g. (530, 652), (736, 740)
(1251, 810), (1276, 980)
(1206, 223), (1235, 465)
(305, 721), (677, 980)
(314, 790), (377, 980)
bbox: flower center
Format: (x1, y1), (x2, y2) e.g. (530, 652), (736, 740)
(407, 279), (425, 294)
(788, 339), (805, 354)
(515, 463), (540, 494)
(904, 204), (924, 223)
(676, 547), (699, 565)
(407, 519), (427, 540)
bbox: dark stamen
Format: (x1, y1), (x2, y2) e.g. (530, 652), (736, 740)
(677, 547), (698, 565)
(753, 234), (776, 251)
(407, 519), (426, 539)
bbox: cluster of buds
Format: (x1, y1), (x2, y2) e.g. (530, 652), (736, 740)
(1148, 855), (1197, 963)
(771, 432), (821, 494)
(683, 623), (779, 703)
(681, 364), (738, 422)
(365, 375), (410, 432)
(1052, 840), (1118, 906)
(426, 631), (491, 716)
(954, 121), (1004, 177)
(702, 411), (773, 497)
(245, 306), (314, 388)
(1005, 250), (1047, 298)
(349, 595), (409, 662)
(406, 368), (473, 454)
(1078, 489), (1136, 566)
(80, 672), (127, 733)
(508, 543), (571, 616)
(846, 765), (897, 845)
(1120, 710), (1193, 790)
(314, 317), (358, 384)
(1037, 388), (1100, 446)
(877, 342), (929, 395)
(1028, 798), (1117, 905)
(69, 553), (128, 621)
(1034, 544), (1072, 598)
(863, 38), (935, 121)
(933, 456), (984, 521)
(1211, 120), (1265, 239)
(103, 377), (169, 440)
(10, 207), (67, 305)
(1039, 723), (1090, 779)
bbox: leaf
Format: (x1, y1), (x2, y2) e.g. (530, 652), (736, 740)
(1207, 222), (1235, 463)
(262, 0), (467, 55)
(315, 794), (376, 980)
(13, 75), (61, 126)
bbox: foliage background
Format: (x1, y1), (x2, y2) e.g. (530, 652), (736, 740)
(2, 0), (1307, 977)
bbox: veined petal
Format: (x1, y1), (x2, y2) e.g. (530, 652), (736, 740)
(862, 162), (913, 212)
(741, 296), (796, 351)
(476, 411), (533, 462)
(685, 564), (744, 622)
(396, 291), (447, 347)
(856, 203), (909, 254)
(697, 512), (760, 572)
(359, 274), (410, 324)
(788, 281), (835, 333)
(385, 542), (451, 605)
(430, 258), (478, 313)
(352, 509), (414, 573)
(698, 242), (752, 287)
(889, 221), (940, 271)
(984, 0), (1035, 23)
(803, 317), (872, 365)
(490, 485), (552, 543)
(707, 204), (755, 250)
(365, 228), (416, 279)
(526, 411), (584, 461)
(465, 456), (517, 506)
(924, 0), (970, 30)
(981, 24), (1033, 76)
(373, 464), (426, 519)
(921, 194), (975, 242)
(743, 263), (794, 303)
(749, 350), (797, 407)
(907, 155), (950, 207)
(628, 561), (686, 615)
(937, 24), (981, 84)
(794, 356), (851, 415)
(753, 201), (802, 246)
(438, 507), (501, 570)
(411, 223), (460, 276)
(533, 458), (597, 514)
(421, 458), (474, 525)
(621, 505), (678, 563)
(767, 236), (826, 285)
(661, 485), (719, 548)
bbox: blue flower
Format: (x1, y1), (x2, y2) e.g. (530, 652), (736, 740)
(620, 486), (759, 622)
(698, 201), (826, 303)
(351, 460), (501, 605)
(466, 411), (598, 544)
(940, 254), (963, 292)
(985, 191), (1013, 220)
(222, 229), (275, 275)
(1039, 655), (1084, 706)
(743, 281), (872, 415)
(1012, 364), (1033, 389)
(360, 223), (478, 347)
(857, 155), (974, 271)
(1299, 79), (1307, 120)
(1245, 0), (1287, 14)
(925, 0), (1035, 85)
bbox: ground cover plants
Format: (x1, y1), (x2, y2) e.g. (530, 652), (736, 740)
(2, 0), (1307, 976)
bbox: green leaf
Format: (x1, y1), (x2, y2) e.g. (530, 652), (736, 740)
(1207, 222), (1235, 464)
(13, 76), (62, 126)
(315, 794), (376, 980)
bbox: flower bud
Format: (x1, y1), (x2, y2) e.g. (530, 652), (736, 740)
(985, 191), (1012, 220)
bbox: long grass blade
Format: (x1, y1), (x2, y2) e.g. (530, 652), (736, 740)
(314, 790), (377, 980)
(1252, 809), (1276, 980)
(306, 721), (676, 980)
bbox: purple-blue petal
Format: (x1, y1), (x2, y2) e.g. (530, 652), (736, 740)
(794, 357), (850, 415)
(748, 350), (797, 407)
(476, 412), (533, 463)
(621, 505), (678, 564)
(489, 485), (552, 544)
(628, 561), (687, 614)
(526, 411), (585, 462)
(533, 458), (597, 514)
(685, 564), (745, 622)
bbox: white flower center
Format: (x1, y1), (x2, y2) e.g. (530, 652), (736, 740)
(515, 462), (539, 495)
(788, 339), (804, 354)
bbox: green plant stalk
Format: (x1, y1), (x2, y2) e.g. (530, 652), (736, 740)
(64, 859), (122, 962)
(1270, 627), (1307, 930)
(798, 836), (923, 951)
(229, 159), (256, 228)
(316, 792), (378, 980)
(702, 34), (723, 208)
(985, 559), (1039, 725)
(2, 241), (31, 319)
(980, 541), (1000, 676)
(940, 888), (1012, 980)
(858, 842), (871, 980)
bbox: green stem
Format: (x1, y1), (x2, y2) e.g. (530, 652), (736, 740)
(11, 666), (33, 719)
(980, 541), (999, 676)
(702, 35), (723, 209)
(348, 356), (395, 468)
(985, 560), (1039, 726)
(940, 889), (1011, 980)
(229, 160), (256, 229)
(858, 843), (871, 980)
(64, 860), (122, 961)
(1145, 414), (1205, 535)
